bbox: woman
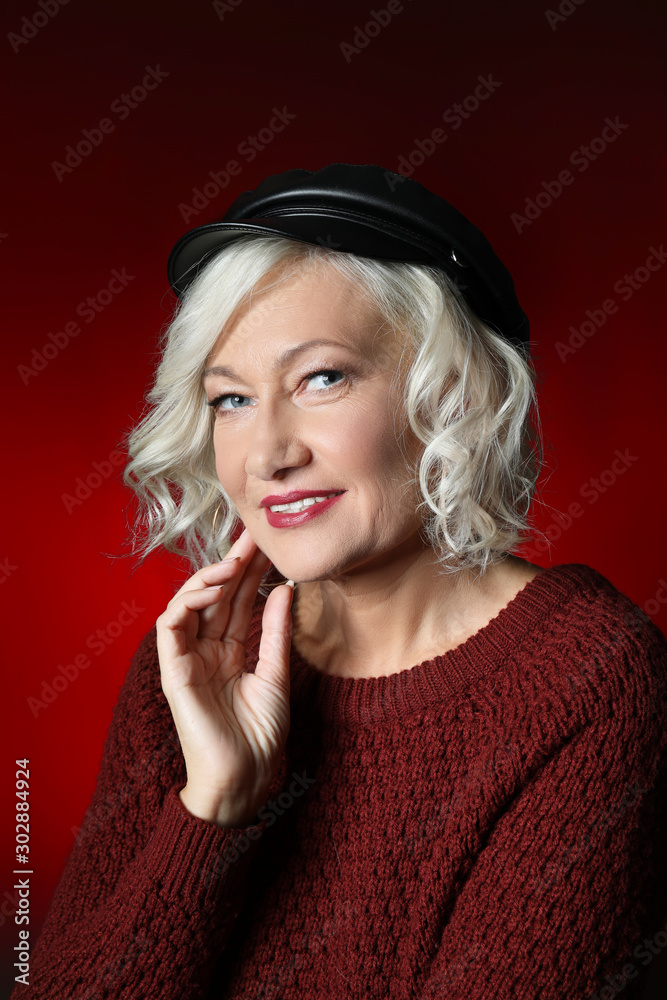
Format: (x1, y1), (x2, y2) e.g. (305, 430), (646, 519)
(17, 164), (666, 999)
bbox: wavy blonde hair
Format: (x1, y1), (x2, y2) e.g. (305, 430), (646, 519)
(119, 235), (547, 593)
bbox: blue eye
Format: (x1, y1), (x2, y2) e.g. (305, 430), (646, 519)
(207, 368), (347, 414)
(217, 394), (250, 411)
(306, 369), (345, 389)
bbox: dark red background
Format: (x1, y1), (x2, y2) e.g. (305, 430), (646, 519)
(3, 0), (666, 995)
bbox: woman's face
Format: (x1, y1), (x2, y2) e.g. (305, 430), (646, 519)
(203, 262), (426, 584)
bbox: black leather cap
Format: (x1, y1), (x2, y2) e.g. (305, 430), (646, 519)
(167, 163), (530, 355)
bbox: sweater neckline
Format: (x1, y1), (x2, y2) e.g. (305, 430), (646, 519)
(286, 564), (597, 728)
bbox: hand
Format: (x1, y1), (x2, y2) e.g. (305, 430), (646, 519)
(156, 527), (294, 827)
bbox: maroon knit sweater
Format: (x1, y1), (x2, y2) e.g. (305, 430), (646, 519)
(13, 564), (667, 1000)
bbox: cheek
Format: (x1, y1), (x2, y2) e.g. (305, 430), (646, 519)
(322, 402), (387, 465)
(322, 396), (411, 482)
(212, 429), (244, 492)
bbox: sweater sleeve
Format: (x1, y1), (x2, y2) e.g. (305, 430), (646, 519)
(12, 627), (273, 1000)
(415, 629), (667, 1000)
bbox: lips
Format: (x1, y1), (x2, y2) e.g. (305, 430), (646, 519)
(264, 491), (346, 528)
(260, 489), (345, 508)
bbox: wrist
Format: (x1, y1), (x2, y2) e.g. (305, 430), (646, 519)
(178, 784), (264, 829)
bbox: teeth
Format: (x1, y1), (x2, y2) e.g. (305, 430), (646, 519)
(269, 492), (339, 513)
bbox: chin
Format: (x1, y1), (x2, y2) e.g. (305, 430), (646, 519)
(263, 534), (359, 584)
(277, 563), (352, 588)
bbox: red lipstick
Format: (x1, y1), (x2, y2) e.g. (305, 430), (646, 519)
(263, 490), (346, 528)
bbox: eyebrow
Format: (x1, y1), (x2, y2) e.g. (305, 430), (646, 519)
(202, 338), (360, 382)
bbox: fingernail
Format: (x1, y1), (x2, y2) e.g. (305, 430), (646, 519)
(220, 556), (241, 565)
(285, 579), (295, 588)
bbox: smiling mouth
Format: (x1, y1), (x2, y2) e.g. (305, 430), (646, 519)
(268, 492), (343, 513)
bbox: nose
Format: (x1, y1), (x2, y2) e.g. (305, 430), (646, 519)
(244, 397), (311, 482)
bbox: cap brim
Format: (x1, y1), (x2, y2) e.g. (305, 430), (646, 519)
(167, 215), (445, 299)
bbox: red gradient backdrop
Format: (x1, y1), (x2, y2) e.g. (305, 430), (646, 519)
(2, 0), (666, 995)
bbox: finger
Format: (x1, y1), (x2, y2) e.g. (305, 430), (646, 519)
(156, 585), (230, 669)
(164, 556), (243, 621)
(168, 528), (256, 602)
(253, 584), (295, 691)
(164, 567), (245, 652)
(193, 544), (271, 642)
(197, 545), (272, 642)
(217, 543), (280, 651)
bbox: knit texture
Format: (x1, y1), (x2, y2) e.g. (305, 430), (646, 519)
(13, 564), (667, 1000)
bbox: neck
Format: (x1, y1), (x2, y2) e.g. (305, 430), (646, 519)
(290, 537), (519, 679)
